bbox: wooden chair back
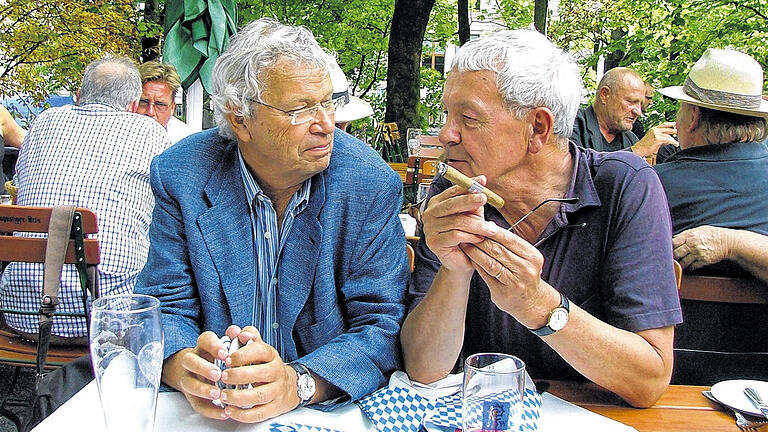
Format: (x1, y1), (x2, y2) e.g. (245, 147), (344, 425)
(406, 243), (415, 273)
(672, 270), (768, 385)
(406, 156), (440, 187)
(0, 205), (100, 369)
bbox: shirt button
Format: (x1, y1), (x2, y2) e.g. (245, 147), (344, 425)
(264, 231), (271, 239)
(272, 322), (279, 329)
(272, 278), (278, 286)
(257, 196), (264, 202)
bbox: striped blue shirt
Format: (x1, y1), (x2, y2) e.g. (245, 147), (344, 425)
(237, 151), (310, 358)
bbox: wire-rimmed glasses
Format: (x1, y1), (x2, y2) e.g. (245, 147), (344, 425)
(137, 98), (171, 113)
(251, 96), (346, 125)
(508, 197), (581, 247)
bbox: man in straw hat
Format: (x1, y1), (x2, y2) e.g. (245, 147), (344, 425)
(655, 48), (768, 283)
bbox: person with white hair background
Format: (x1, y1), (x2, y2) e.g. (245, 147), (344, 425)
(328, 59), (374, 132)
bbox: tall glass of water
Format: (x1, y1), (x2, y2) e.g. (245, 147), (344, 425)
(90, 294), (163, 432)
(462, 353), (525, 432)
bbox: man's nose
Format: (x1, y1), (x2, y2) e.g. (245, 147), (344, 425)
(312, 107), (335, 133)
(439, 117), (459, 147)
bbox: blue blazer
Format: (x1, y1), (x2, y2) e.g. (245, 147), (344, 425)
(135, 128), (408, 402)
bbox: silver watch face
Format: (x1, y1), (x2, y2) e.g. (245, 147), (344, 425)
(297, 374), (316, 400)
(549, 308), (569, 331)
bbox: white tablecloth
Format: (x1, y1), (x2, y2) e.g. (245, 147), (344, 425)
(31, 373), (637, 432)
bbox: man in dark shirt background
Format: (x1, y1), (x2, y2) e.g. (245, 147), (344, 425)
(571, 67), (677, 164)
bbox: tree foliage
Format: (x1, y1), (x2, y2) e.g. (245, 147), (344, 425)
(240, 0), (393, 101)
(0, 0), (143, 102)
(549, 0), (768, 122)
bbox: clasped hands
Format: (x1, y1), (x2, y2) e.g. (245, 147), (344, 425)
(170, 325), (300, 423)
(423, 177), (554, 327)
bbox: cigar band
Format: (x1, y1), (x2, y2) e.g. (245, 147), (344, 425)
(467, 181), (484, 194)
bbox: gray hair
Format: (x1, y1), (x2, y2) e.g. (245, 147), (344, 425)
(78, 56), (142, 111)
(698, 105), (768, 144)
(451, 29), (581, 140)
(211, 18), (333, 139)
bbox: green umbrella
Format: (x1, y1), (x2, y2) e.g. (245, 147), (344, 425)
(163, 0), (237, 93)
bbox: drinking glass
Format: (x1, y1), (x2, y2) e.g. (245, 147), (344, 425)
(407, 128), (421, 156)
(462, 353), (525, 432)
(90, 294), (163, 432)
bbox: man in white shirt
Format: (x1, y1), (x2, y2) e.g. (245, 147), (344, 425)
(1, 56), (173, 340)
(136, 60), (196, 143)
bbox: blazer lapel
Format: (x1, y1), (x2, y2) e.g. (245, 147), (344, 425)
(197, 142), (256, 327)
(278, 171), (325, 344)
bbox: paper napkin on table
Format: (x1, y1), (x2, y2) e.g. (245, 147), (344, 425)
(357, 385), (436, 432)
(424, 387), (542, 431)
(269, 422), (346, 432)
(357, 370), (541, 432)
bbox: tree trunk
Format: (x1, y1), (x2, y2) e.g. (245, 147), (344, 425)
(604, 28), (627, 71)
(458, 0), (470, 46)
(385, 0), (436, 161)
(141, 0), (162, 62)
(534, 0), (548, 35)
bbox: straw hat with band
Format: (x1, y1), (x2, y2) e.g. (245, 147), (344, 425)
(329, 59), (374, 123)
(658, 48), (768, 119)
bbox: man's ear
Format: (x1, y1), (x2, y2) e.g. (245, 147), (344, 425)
(227, 112), (251, 143)
(688, 105), (701, 132)
(528, 107), (555, 154)
(75, 89), (81, 106)
(597, 86), (610, 105)
(128, 100), (139, 113)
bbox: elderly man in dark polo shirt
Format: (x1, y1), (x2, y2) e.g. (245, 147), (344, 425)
(402, 29), (682, 408)
(655, 48), (768, 283)
(571, 67), (678, 164)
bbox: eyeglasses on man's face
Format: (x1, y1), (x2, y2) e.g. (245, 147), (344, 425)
(251, 96), (346, 125)
(138, 99), (171, 113)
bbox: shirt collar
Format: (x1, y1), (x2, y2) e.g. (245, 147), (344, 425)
(485, 143), (601, 229)
(665, 140), (768, 163)
(237, 150), (311, 216)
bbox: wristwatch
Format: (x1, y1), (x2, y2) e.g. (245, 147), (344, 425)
(289, 363), (316, 407)
(530, 292), (570, 337)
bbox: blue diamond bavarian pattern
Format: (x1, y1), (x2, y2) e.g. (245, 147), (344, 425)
(425, 387), (541, 431)
(357, 385), (436, 432)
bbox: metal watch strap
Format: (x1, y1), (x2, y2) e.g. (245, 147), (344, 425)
(530, 292), (570, 337)
(289, 362), (314, 407)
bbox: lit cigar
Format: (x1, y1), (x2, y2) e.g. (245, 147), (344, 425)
(436, 162), (505, 209)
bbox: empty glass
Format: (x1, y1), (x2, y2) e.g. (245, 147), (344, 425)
(407, 128), (421, 156)
(463, 353), (526, 432)
(90, 294), (163, 432)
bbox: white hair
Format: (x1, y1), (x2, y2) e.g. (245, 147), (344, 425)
(451, 29), (581, 139)
(79, 56), (142, 111)
(210, 18), (333, 139)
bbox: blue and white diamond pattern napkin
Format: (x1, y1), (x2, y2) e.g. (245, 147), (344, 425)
(357, 385), (437, 432)
(425, 387), (542, 431)
(269, 422), (346, 432)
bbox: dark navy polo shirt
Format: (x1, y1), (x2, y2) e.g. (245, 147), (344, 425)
(654, 141), (768, 236)
(408, 144), (682, 381)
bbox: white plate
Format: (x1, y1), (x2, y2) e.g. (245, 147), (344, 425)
(711, 379), (768, 416)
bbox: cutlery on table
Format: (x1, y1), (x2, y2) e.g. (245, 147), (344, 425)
(702, 390), (768, 430)
(745, 388), (768, 420)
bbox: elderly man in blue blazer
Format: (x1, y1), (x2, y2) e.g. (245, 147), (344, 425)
(134, 18), (407, 423)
